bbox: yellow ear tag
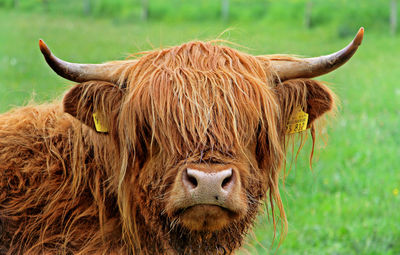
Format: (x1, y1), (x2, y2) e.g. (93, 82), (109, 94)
(286, 107), (309, 134)
(92, 111), (109, 133)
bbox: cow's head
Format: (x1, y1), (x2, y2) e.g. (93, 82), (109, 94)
(39, 28), (363, 254)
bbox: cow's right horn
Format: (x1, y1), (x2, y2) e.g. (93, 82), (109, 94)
(39, 40), (133, 83)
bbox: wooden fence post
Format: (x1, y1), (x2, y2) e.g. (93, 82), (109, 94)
(142, 0), (149, 21)
(305, 0), (313, 29)
(42, 0), (49, 12)
(222, 0), (229, 21)
(391, 0), (398, 35)
(83, 0), (92, 15)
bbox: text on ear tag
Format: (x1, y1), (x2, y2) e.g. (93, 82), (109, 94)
(93, 111), (109, 133)
(286, 107), (309, 134)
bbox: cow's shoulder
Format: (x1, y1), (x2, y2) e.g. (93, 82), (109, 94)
(0, 102), (74, 168)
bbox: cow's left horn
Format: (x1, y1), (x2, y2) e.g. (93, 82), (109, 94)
(39, 39), (130, 83)
(269, 27), (364, 81)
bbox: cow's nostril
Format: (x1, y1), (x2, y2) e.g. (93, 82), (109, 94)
(187, 175), (198, 188)
(183, 169), (198, 190)
(221, 172), (233, 189)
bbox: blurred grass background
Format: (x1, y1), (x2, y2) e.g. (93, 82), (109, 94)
(0, 0), (399, 254)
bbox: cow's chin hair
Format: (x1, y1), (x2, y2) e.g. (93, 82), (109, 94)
(179, 204), (240, 231)
(165, 202), (260, 255)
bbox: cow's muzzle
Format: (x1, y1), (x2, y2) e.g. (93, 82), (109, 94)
(168, 165), (248, 231)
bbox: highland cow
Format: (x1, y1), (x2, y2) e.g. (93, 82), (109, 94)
(0, 28), (363, 254)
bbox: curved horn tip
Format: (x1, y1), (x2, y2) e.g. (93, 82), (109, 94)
(354, 27), (364, 46)
(38, 39), (51, 56)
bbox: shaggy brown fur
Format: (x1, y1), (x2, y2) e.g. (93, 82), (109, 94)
(0, 41), (335, 254)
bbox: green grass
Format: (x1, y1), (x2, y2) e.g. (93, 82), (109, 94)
(0, 9), (399, 255)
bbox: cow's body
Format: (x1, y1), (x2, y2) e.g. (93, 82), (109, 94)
(0, 105), (117, 254)
(0, 30), (363, 254)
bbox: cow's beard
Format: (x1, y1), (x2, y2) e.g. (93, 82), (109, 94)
(132, 159), (267, 254)
(162, 200), (260, 255)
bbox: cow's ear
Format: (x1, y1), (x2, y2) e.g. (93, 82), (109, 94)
(63, 81), (123, 133)
(275, 79), (335, 131)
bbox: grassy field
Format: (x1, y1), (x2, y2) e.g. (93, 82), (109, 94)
(0, 8), (399, 255)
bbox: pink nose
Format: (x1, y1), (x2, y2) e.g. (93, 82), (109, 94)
(182, 168), (236, 205)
